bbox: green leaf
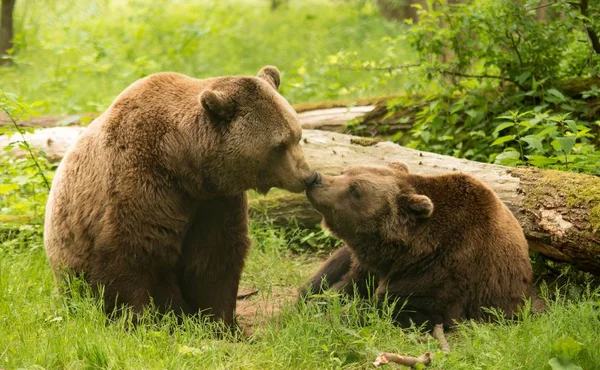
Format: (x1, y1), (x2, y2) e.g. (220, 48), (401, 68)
(0, 183), (19, 195)
(450, 101), (465, 114)
(516, 71), (531, 84)
(178, 344), (202, 356)
(493, 121), (515, 134)
(552, 337), (583, 358)
(547, 88), (566, 101)
(520, 136), (544, 153)
(491, 135), (516, 146)
(548, 356), (583, 370)
(13, 175), (30, 185)
(518, 120), (533, 128)
(497, 115), (516, 120)
(494, 150), (521, 166)
(565, 120), (578, 133)
(555, 137), (576, 154)
(535, 126), (558, 138)
(465, 109), (479, 118)
(526, 155), (558, 167)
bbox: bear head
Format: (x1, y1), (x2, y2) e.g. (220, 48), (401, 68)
(199, 66), (318, 195)
(306, 162), (433, 243)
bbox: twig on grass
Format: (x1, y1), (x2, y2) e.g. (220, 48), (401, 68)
(237, 288), (259, 299)
(432, 324), (451, 353)
(372, 351), (433, 368)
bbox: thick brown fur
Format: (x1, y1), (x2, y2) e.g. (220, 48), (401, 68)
(301, 163), (533, 330)
(44, 66), (317, 326)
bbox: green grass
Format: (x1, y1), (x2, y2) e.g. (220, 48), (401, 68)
(0, 156), (599, 370)
(1, 1), (600, 368)
(1, 0), (413, 115)
(1, 222), (599, 370)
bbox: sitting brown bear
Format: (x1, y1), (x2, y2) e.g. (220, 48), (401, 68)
(44, 66), (319, 326)
(302, 162), (533, 330)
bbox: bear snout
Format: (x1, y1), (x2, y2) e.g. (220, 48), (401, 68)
(305, 172), (322, 188)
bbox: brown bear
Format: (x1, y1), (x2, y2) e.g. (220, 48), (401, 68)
(301, 162), (533, 330)
(44, 66), (319, 326)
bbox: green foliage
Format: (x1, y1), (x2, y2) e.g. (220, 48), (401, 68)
(547, 337), (585, 370)
(492, 109), (599, 174)
(409, 0), (598, 84)
(251, 218), (343, 255)
(1, 0), (408, 114)
(1, 2), (600, 368)
(341, 0), (600, 175)
(2, 225), (600, 369)
(406, 0), (600, 174)
(0, 92), (54, 226)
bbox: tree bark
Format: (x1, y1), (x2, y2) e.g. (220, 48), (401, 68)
(536, 0), (548, 22)
(0, 0), (16, 64)
(580, 0), (600, 55)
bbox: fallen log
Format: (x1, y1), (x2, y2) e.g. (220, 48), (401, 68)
(297, 106), (374, 132)
(0, 107), (374, 161)
(0, 96), (391, 128)
(0, 112), (99, 128)
(560, 76), (600, 99)
(0, 126), (86, 162)
(1, 126), (599, 274)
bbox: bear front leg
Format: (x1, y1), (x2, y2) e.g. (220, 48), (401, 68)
(330, 260), (377, 299)
(179, 194), (250, 328)
(300, 245), (353, 297)
(149, 272), (194, 317)
(97, 264), (193, 319)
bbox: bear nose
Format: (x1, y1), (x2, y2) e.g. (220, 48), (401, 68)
(305, 172), (322, 187)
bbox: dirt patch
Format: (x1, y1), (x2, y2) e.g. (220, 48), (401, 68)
(236, 286), (300, 337)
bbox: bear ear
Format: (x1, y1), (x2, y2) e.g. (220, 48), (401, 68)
(257, 65), (281, 91)
(405, 194), (433, 220)
(199, 90), (236, 125)
(388, 162), (409, 173)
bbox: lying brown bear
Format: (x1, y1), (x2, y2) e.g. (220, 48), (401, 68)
(302, 162), (533, 330)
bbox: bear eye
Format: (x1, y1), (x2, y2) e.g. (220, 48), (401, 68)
(349, 183), (360, 198)
(272, 142), (287, 153)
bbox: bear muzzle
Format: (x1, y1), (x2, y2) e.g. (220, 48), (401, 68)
(304, 172), (322, 188)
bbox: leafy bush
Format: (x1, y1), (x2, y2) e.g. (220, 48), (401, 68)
(334, 0), (600, 174)
(0, 92), (54, 225)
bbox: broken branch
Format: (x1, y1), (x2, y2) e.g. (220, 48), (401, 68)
(372, 351), (433, 368)
(432, 324), (451, 353)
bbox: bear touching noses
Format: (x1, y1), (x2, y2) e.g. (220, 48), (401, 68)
(302, 162), (533, 332)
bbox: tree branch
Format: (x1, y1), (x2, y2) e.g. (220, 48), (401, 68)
(373, 351), (433, 368)
(342, 64), (518, 87)
(1, 106), (51, 190)
(432, 324), (451, 353)
(507, 30), (524, 67)
(440, 70), (505, 80)
(337, 63), (422, 73)
(579, 0), (600, 54)
(525, 1), (558, 12)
